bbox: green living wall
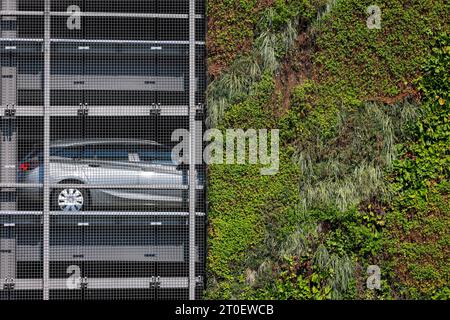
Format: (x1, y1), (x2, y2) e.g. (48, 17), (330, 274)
(206, 0), (449, 299)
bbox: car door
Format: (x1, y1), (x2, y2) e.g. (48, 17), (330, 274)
(137, 145), (184, 210)
(82, 144), (140, 208)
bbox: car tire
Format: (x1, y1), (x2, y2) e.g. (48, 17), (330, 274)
(51, 184), (89, 212)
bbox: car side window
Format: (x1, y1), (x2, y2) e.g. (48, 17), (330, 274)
(85, 145), (129, 161)
(51, 146), (84, 159)
(138, 146), (174, 164)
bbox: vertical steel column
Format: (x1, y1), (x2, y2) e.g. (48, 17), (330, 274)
(188, 0), (197, 300)
(0, 0), (18, 212)
(42, 0), (51, 300)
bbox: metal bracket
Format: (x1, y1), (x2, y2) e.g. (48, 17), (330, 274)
(77, 103), (89, 117)
(3, 104), (16, 118)
(195, 275), (204, 288)
(195, 103), (204, 121)
(2, 278), (8, 290)
(150, 103), (161, 116)
(3, 223), (15, 227)
(1, 105), (17, 140)
(3, 278), (15, 290)
(149, 276), (161, 289)
(80, 277), (88, 290)
(77, 222), (90, 227)
(149, 276), (156, 289)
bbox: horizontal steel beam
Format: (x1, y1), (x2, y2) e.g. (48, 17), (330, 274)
(52, 184), (203, 190)
(0, 10), (204, 19)
(0, 183), (203, 190)
(0, 38), (206, 45)
(0, 105), (189, 117)
(0, 211), (41, 215)
(0, 183), (42, 188)
(0, 211), (206, 216)
(0, 277), (194, 290)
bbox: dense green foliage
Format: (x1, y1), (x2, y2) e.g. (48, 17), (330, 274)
(206, 0), (327, 125)
(386, 33), (449, 298)
(207, 74), (302, 298)
(206, 0), (449, 299)
(313, 0), (448, 99)
(207, 0), (259, 76)
(207, 0), (324, 77)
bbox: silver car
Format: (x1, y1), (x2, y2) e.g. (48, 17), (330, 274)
(18, 139), (201, 212)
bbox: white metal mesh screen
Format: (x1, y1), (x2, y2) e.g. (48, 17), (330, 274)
(0, 0), (206, 300)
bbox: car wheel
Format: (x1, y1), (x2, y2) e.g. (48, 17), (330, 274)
(53, 187), (87, 212)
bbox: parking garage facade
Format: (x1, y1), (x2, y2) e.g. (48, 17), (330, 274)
(0, 0), (206, 300)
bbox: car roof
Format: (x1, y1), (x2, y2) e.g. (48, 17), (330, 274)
(51, 139), (162, 148)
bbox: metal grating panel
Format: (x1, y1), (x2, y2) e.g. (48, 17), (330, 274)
(0, 0), (206, 300)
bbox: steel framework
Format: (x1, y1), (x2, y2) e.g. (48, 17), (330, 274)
(0, 0), (206, 300)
